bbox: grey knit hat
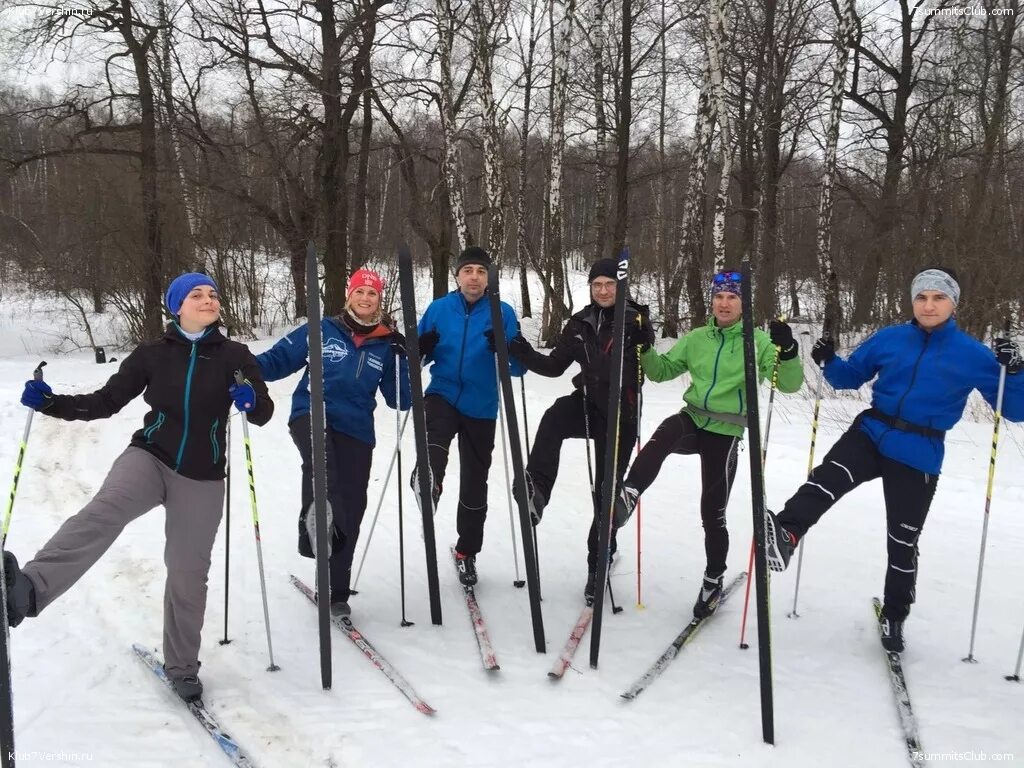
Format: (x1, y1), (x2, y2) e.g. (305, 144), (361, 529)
(911, 269), (960, 306)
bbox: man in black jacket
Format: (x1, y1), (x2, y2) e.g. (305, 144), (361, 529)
(507, 258), (653, 603)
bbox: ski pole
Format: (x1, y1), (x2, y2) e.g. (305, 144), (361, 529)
(788, 357), (825, 619)
(739, 348), (780, 649)
(4, 361), (46, 548)
(635, 346), (645, 609)
(520, 375), (540, 594)
(963, 348), (1008, 663)
(607, 568), (624, 615)
(351, 410), (411, 592)
(394, 355), (413, 627)
(1007, 619), (1024, 682)
(220, 415), (232, 646)
(233, 371), (279, 671)
(496, 359), (526, 588)
(221, 327), (232, 646)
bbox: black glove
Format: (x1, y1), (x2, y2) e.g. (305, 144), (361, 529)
(769, 319), (798, 361)
(627, 306), (655, 352)
(994, 337), (1022, 374)
(418, 329), (440, 359)
(811, 335), (835, 366)
(389, 330), (407, 358)
(508, 334), (533, 361)
(484, 329), (498, 353)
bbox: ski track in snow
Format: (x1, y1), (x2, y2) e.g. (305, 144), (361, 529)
(1, 291), (1023, 767)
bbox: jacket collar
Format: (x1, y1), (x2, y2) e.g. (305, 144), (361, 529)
(705, 315), (743, 336)
(164, 322), (222, 345)
(910, 316), (958, 338)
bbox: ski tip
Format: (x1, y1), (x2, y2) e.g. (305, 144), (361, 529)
(417, 702), (438, 716)
(620, 692), (636, 702)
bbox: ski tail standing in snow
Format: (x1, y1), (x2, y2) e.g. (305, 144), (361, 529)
(412, 246), (527, 590)
(763, 266), (1024, 655)
(589, 247), (631, 669)
(611, 268), (802, 620)
(3, 272), (274, 704)
(397, 245), (442, 624)
(486, 262), (545, 652)
(739, 258), (777, 745)
(256, 265), (411, 623)
(506, 257), (652, 606)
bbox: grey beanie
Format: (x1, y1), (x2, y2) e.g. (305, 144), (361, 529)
(911, 269), (960, 306)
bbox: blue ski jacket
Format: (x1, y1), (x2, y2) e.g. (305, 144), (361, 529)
(824, 318), (1024, 474)
(418, 289), (525, 420)
(256, 316), (411, 447)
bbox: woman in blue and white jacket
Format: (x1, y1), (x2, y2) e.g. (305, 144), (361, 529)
(258, 268), (410, 617)
(764, 267), (1024, 652)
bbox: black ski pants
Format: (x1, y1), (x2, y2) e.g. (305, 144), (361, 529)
(423, 395), (497, 557)
(290, 415), (373, 602)
(624, 411), (739, 579)
(777, 424), (939, 620)
(526, 390), (637, 571)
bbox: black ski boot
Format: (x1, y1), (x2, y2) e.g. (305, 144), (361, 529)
(613, 484), (639, 529)
(330, 600), (351, 618)
(169, 674), (204, 703)
(410, 467), (441, 509)
(764, 508), (798, 572)
(693, 573), (724, 619)
(879, 612), (905, 653)
(455, 551), (478, 587)
(584, 569), (597, 606)
(3, 551), (36, 628)
(514, 471), (546, 525)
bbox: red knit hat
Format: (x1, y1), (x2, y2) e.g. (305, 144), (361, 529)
(347, 268), (384, 297)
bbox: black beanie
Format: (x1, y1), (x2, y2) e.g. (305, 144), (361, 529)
(455, 246), (491, 272)
(588, 257), (618, 283)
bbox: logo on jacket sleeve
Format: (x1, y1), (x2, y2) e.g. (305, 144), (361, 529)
(322, 339), (350, 362)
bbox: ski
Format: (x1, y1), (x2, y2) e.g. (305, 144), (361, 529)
(397, 245), (442, 625)
(621, 572), (747, 700)
(486, 263), (545, 652)
(290, 576), (436, 715)
(739, 257), (775, 743)
(548, 606), (593, 680)
(305, 241), (332, 688)
(452, 547), (500, 671)
(590, 247), (630, 668)
(872, 598), (924, 768)
(132, 644), (256, 768)
(0, 564), (13, 768)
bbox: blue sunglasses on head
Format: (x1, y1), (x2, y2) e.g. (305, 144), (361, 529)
(713, 271), (742, 283)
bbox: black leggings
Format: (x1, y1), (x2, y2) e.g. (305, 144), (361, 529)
(625, 411), (739, 578)
(290, 415), (373, 601)
(777, 424), (938, 619)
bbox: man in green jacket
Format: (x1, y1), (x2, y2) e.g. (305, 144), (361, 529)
(613, 269), (803, 618)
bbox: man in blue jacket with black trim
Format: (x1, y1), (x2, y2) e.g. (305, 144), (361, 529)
(416, 246), (525, 586)
(764, 267), (1024, 652)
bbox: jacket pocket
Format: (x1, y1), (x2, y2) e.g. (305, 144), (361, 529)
(209, 419), (220, 464)
(143, 411), (165, 444)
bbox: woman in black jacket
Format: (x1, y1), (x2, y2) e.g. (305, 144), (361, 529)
(3, 272), (273, 701)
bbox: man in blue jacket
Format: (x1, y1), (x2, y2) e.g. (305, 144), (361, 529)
(416, 246), (525, 586)
(764, 268), (1024, 652)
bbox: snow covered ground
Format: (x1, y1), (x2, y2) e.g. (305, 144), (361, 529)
(2, 279), (1023, 768)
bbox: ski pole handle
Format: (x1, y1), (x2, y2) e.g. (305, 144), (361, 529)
(33, 361), (47, 381)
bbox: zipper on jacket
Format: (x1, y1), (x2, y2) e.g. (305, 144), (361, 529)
(702, 331), (727, 417)
(175, 342), (199, 470)
(894, 332), (931, 420)
(210, 419), (220, 464)
(355, 350), (366, 379)
(454, 301), (471, 407)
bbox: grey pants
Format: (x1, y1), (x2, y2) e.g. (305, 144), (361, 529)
(23, 447), (224, 678)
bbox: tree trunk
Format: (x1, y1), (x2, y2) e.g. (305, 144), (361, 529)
(814, 0), (855, 337)
(591, 0), (608, 260)
(706, 0), (734, 272)
(516, 0), (539, 317)
(471, 0), (508, 258)
(436, 0), (470, 253)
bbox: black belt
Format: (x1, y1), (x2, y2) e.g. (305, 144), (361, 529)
(864, 408), (945, 440)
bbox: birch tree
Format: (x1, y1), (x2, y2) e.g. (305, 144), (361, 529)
(435, 0), (471, 252)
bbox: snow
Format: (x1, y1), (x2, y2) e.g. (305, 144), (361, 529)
(2, 281), (1024, 768)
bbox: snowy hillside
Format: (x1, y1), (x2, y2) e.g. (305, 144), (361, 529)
(1, 279), (1023, 768)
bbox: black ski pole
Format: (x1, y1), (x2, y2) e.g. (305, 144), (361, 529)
(396, 352), (413, 627)
(520, 376), (540, 594)
(220, 410), (232, 646)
